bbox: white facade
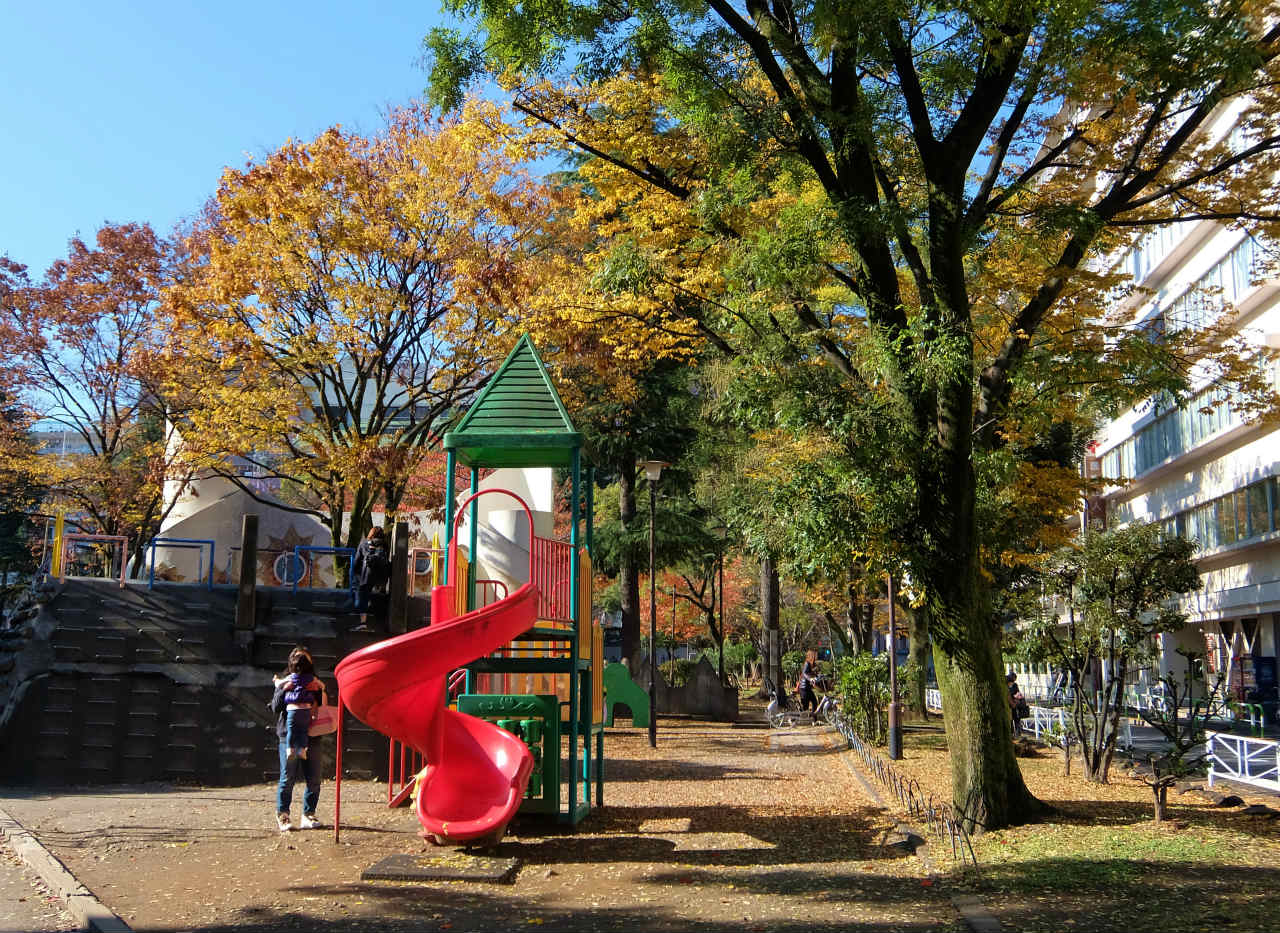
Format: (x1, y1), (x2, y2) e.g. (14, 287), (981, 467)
(1085, 125), (1280, 701)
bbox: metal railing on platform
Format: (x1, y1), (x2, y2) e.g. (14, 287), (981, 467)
(1207, 731), (1280, 793)
(60, 533), (129, 585)
(145, 537), (215, 590)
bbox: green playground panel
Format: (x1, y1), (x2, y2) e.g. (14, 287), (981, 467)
(457, 693), (561, 816)
(603, 662), (650, 728)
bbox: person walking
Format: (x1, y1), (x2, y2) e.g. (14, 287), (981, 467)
(798, 649), (821, 712)
(271, 646), (328, 832)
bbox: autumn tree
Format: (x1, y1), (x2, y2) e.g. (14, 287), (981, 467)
(167, 104), (555, 551)
(0, 390), (42, 584)
(427, 1), (1280, 830)
(0, 226), (190, 570)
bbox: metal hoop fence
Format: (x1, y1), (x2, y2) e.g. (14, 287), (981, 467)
(828, 710), (978, 865)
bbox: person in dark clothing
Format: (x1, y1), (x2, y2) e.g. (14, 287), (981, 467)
(1007, 671), (1026, 737)
(798, 649), (821, 712)
(270, 646), (328, 832)
(351, 526), (391, 631)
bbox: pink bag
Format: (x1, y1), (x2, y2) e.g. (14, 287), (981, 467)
(309, 704), (339, 737)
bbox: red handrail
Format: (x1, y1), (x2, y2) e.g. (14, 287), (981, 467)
(532, 536), (573, 621)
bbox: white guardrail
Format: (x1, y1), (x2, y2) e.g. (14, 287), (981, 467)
(929, 689), (1135, 748)
(1207, 731), (1280, 793)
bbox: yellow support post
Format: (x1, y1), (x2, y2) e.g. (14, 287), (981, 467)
(51, 510), (65, 578)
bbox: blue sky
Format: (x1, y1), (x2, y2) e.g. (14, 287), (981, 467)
(1, 1), (447, 276)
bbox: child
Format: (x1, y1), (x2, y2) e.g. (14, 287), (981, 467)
(274, 651), (324, 760)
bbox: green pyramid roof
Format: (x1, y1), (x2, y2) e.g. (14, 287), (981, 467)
(444, 335), (582, 468)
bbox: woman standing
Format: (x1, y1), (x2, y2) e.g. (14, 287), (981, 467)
(351, 526), (391, 632)
(271, 645), (328, 832)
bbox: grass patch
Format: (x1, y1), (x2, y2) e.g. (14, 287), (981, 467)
(879, 727), (1280, 932)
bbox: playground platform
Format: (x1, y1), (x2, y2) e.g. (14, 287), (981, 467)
(0, 716), (960, 932)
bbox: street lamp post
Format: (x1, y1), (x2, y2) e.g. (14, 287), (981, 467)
(709, 520), (728, 685)
(887, 573), (902, 760)
(642, 459), (668, 748)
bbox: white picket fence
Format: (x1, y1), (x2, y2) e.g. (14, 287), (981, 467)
(1207, 731), (1280, 793)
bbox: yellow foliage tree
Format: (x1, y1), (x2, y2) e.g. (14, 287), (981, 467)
(165, 104), (556, 549)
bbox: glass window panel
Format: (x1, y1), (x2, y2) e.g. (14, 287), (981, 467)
(1271, 478), (1280, 534)
(1236, 491), (1250, 540)
(1215, 498), (1235, 546)
(1248, 483), (1270, 537)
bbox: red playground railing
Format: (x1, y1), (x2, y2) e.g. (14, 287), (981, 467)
(531, 535), (572, 621)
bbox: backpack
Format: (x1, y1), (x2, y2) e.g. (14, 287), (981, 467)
(360, 539), (391, 586)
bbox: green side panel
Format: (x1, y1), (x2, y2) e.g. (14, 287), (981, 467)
(602, 662), (650, 728)
(457, 693), (560, 815)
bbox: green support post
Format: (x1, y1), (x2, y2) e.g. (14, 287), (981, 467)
(568, 448), (583, 818)
(443, 450), (456, 586)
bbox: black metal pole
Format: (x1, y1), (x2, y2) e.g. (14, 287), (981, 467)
(887, 573), (902, 760)
(648, 478), (658, 748)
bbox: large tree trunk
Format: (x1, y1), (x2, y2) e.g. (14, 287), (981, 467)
(921, 416), (1041, 831)
(760, 554), (781, 696)
(932, 621), (1041, 833)
(618, 467), (642, 671)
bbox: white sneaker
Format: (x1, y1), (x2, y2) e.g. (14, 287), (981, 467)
(299, 813), (320, 830)
(277, 812), (293, 832)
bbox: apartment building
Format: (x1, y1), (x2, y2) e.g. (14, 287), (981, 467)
(1089, 185), (1280, 704)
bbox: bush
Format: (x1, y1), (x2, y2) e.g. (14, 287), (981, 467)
(660, 658), (697, 687)
(900, 659), (926, 712)
(834, 653), (890, 745)
(782, 649), (806, 685)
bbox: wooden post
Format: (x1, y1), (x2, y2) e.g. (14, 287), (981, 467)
(388, 520), (409, 634)
(235, 514), (258, 630)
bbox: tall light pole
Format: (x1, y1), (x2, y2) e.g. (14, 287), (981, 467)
(887, 572), (902, 760)
(709, 520), (729, 685)
(642, 459), (668, 748)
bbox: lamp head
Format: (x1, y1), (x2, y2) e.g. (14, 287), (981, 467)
(641, 459), (669, 482)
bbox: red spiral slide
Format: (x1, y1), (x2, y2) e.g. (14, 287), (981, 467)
(334, 583), (537, 844)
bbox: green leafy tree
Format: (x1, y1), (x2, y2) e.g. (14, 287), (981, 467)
(579, 361), (703, 666)
(426, 0), (1280, 830)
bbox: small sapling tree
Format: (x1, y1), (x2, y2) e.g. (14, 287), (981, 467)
(1137, 649), (1227, 825)
(1026, 522), (1201, 783)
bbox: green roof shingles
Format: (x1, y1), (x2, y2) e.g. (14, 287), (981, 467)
(444, 335), (582, 467)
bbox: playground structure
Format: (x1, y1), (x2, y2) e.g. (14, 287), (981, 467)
(332, 336), (606, 844)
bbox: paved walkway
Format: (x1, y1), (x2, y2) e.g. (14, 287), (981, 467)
(0, 837), (77, 933)
(0, 721), (962, 932)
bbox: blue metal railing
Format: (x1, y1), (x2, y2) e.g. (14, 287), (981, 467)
(146, 537), (216, 590)
(291, 546), (356, 595)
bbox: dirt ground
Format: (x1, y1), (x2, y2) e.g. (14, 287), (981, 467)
(0, 719), (961, 932)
